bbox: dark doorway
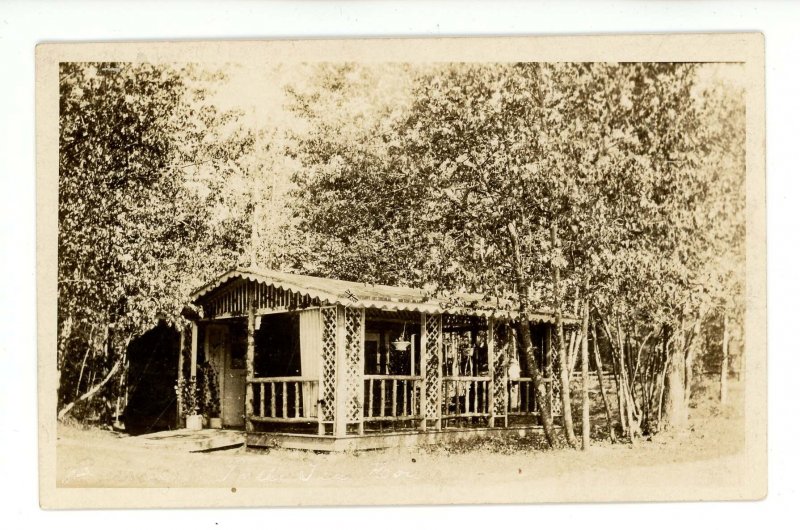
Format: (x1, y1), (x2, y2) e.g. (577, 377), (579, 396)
(254, 313), (301, 377)
(123, 321), (180, 435)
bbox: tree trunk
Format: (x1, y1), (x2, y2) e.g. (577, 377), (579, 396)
(622, 373), (638, 444)
(601, 318), (627, 437)
(684, 315), (701, 409)
(720, 311), (729, 404)
(581, 298), (590, 450)
(544, 327), (553, 422)
(508, 222), (558, 447)
(603, 317), (639, 442)
(58, 356), (124, 421)
(656, 330), (671, 428)
(663, 353), (687, 429)
(592, 319), (617, 442)
(663, 318), (688, 430)
(605, 323), (627, 436)
(552, 223), (579, 448)
(57, 315), (75, 373)
(633, 331), (654, 425)
(74, 325), (96, 399)
(567, 330), (579, 379)
(618, 341), (638, 443)
(114, 351), (130, 429)
(736, 323), (743, 381)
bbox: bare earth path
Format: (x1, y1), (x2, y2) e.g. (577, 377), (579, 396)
(55, 382), (749, 505)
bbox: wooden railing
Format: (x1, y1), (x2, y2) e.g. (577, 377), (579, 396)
(249, 377), (319, 422)
(508, 377), (537, 415)
(442, 376), (491, 419)
(247, 373), (564, 431)
(363, 375), (422, 421)
(507, 377), (561, 416)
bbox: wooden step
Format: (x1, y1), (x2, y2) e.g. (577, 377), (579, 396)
(131, 428), (245, 452)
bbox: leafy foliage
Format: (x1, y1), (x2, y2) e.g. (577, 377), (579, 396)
(288, 62), (746, 434)
(56, 60), (745, 437)
(199, 361), (221, 417)
(58, 62), (252, 420)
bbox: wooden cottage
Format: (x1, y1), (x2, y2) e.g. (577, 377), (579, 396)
(183, 268), (574, 451)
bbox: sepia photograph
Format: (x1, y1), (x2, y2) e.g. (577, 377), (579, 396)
(36, 34), (766, 508)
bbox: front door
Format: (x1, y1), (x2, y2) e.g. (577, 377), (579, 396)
(222, 323), (247, 428)
(206, 323), (246, 428)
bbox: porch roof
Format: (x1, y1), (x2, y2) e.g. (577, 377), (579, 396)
(191, 267), (576, 324)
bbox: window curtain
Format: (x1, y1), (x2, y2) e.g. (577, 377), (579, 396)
(299, 309), (321, 416)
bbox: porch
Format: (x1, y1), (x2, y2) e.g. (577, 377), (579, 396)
(245, 425), (544, 452)
(186, 268), (570, 451)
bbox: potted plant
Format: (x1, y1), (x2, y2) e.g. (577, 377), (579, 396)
(200, 361), (222, 428)
(176, 376), (203, 430)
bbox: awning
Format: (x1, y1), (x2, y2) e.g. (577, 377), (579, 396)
(191, 267), (578, 324)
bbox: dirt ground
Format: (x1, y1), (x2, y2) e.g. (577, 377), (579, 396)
(55, 378), (749, 504)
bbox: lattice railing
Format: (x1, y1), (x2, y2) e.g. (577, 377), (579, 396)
(320, 307), (337, 422)
(492, 320), (508, 417)
(343, 307), (364, 423)
(424, 314), (441, 421)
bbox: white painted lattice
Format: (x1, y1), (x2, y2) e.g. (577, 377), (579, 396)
(424, 314), (442, 420)
(320, 307), (337, 422)
(343, 307), (364, 423)
(492, 320), (508, 416)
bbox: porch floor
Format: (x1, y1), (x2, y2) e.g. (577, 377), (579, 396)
(246, 425), (544, 452)
(131, 428), (245, 452)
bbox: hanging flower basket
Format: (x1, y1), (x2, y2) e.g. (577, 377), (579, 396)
(392, 322), (412, 352)
(391, 339), (411, 352)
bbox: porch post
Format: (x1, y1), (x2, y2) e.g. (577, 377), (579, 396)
(505, 324), (512, 428)
(487, 316), (495, 428)
(503, 322), (509, 428)
(190, 322), (198, 379)
(545, 324), (553, 422)
(334, 305), (347, 436)
(188, 322), (199, 426)
(317, 310), (325, 435)
(435, 315), (443, 430)
(410, 335), (416, 377)
(176, 325), (185, 429)
(245, 305), (255, 432)
(419, 313), (427, 431)
(357, 308), (365, 436)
